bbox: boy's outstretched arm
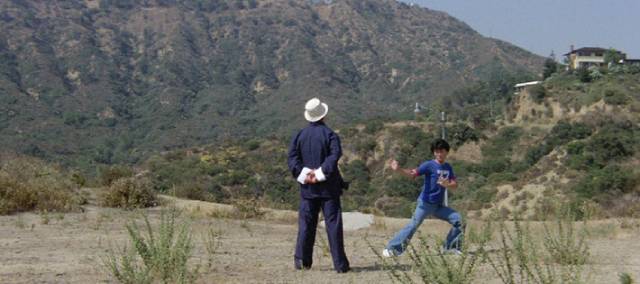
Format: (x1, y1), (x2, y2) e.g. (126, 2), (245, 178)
(389, 159), (418, 179)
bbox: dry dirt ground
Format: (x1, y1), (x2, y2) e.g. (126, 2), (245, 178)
(1, 195), (640, 283)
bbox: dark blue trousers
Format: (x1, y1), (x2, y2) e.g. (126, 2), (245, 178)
(294, 197), (350, 272)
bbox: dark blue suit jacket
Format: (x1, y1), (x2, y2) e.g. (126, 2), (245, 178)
(288, 121), (344, 199)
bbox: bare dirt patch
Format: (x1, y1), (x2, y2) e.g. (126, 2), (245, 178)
(1, 196), (639, 283)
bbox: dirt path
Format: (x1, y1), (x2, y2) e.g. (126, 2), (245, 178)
(1, 197), (639, 283)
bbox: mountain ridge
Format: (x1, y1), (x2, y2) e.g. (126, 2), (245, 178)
(0, 0), (544, 166)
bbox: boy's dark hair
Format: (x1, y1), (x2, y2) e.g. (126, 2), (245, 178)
(430, 138), (450, 153)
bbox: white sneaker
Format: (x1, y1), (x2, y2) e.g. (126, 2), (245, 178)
(382, 248), (398, 258)
(443, 249), (463, 256)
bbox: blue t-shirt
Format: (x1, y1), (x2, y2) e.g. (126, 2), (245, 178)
(415, 160), (456, 205)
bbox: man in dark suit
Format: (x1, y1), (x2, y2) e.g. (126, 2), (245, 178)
(287, 98), (350, 273)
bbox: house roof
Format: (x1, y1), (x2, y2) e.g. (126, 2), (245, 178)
(564, 47), (621, 56)
(514, 81), (541, 88)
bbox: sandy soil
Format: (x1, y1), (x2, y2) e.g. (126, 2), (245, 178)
(1, 196), (639, 283)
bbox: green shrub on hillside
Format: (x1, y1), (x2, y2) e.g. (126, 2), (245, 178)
(341, 159), (370, 194)
(244, 139), (261, 151)
(544, 72), (581, 91)
(144, 144), (297, 210)
(573, 165), (637, 202)
(559, 121), (640, 214)
(477, 157), (511, 177)
(529, 84), (547, 103)
(98, 165), (134, 186)
(448, 123), (480, 148)
(62, 112), (89, 127)
(340, 159), (376, 212)
(355, 139), (377, 157)
(566, 141), (594, 170)
(525, 143), (553, 166)
(99, 177), (157, 209)
(487, 171), (519, 184)
(577, 67), (592, 83)
(481, 126), (523, 158)
(551, 121), (592, 143)
(590, 68), (604, 81)
(170, 179), (216, 202)
(364, 119), (384, 134)
(526, 121), (592, 166)
(603, 89), (629, 105)
(0, 157), (85, 215)
(585, 124), (635, 167)
(374, 196), (416, 218)
(339, 127), (358, 138)
(384, 176), (422, 200)
(146, 154), (212, 192)
(394, 126), (434, 167)
(543, 58), (558, 79)
(464, 105), (493, 129)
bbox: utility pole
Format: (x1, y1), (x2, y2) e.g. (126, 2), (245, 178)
(440, 110), (448, 206)
(440, 111), (446, 140)
(489, 91), (494, 118)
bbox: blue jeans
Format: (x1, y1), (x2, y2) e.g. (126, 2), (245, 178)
(386, 199), (463, 254)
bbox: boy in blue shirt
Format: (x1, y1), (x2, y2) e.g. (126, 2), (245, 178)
(383, 138), (463, 257)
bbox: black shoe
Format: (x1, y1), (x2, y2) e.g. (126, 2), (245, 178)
(294, 259), (311, 270)
(336, 267), (350, 273)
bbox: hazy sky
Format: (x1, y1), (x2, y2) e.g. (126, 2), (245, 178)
(403, 0), (640, 59)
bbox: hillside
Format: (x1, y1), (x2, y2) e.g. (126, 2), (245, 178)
(0, 0), (543, 167)
(137, 69), (640, 219)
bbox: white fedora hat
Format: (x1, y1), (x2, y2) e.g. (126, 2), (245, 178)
(304, 98), (329, 122)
